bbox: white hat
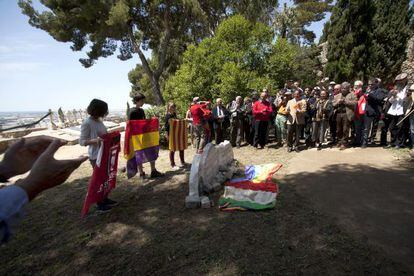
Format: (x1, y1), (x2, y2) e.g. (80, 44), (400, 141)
(192, 96), (200, 103)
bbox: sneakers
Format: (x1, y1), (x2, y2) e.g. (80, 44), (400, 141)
(103, 198), (119, 207)
(150, 170), (164, 178)
(171, 165), (180, 171)
(96, 204), (112, 213)
(178, 163), (189, 168)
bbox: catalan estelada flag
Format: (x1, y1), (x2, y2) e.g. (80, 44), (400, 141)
(124, 118), (160, 178)
(168, 119), (188, 151)
(219, 164), (282, 211)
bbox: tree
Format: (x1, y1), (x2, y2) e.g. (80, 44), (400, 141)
(368, 0), (410, 82)
(274, 0), (333, 45)
(265, 38), (298, 88)
(18, 0), (215, 105)
(164, 15), (274, 111)
(325, 0), (374, 82)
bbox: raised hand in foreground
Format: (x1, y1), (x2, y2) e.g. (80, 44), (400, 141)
(0, 136), (56, 179)
(15, 139), (88, 200)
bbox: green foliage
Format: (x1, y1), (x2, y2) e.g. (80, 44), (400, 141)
(325, 0), (411, 83)
(165, 15), (321, 110)
(165, 15), (276, 110)
(325, 0), (374, 82)
(274, 0), (333, 45)
(266, 38), (298, 88)
(368, 0), (411, 82)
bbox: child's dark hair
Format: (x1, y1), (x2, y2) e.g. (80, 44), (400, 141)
(132, 93), (146, 104)
(87, 99), (108, 118)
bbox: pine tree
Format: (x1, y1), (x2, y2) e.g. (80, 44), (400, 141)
(325, 0), (374, 82)
(368, 0), (410, 82)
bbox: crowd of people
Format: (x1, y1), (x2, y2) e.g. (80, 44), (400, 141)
(187, 74), (414, 153)
(1, 73), (413, 243)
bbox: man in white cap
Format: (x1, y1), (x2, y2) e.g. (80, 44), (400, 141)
(385, 73), (408, 148)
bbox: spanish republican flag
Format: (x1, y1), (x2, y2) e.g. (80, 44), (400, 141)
(168, 119), (188, 151)
(124, 118), (160, 178)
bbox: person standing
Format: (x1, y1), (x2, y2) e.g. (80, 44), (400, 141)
(229, 96), (245, 148)
(128, 93), (163, 179)
(80, 99), (118, 213)
(253, 92), (273, 149)
(333, 82), (358, 150)
(165, 102), (187, 170)
(386, 73), (409, 148)
(362, 78), (388, 148)
(353, 80), (365, 147)
(185, 103), (194, 147)
(329, 84), (341, 145)
(402, 85), (414, 148)
(243, 97), (254, 145)
(286, 90), (307, 152)
(312, 90), (333, 150)
(274, 91), (290, 147)
(212, 98), (228, 144)
(304, 87), (317, 147)
(190, 97), (210, 153)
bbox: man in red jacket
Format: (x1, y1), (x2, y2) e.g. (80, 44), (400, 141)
(190, 97), (210, 153)
(253, 91), (273, 149)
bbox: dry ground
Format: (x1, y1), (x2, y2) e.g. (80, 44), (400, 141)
(0, 142), (413, 275)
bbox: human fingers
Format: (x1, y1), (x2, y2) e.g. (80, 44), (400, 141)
(59, 156), (89, 170)
(5, 138), (25, 156)
(41, 139), (67, 158)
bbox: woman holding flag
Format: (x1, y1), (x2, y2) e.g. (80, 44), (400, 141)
(165, 101), (188, 170)
(80, 99), (118, 213)
(126, 93), (163, 180)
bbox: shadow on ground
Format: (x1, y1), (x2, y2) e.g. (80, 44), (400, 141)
(284, 161), (414, 273)
(0, 163), (412, 275)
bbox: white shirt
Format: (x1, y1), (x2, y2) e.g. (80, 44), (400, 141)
(217, 106), (223, 118)
(388, 86), (407, 116)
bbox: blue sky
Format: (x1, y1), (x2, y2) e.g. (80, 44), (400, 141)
(0, 0), (328, 112)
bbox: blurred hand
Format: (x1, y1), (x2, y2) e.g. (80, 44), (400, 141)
(16, 139), (88, 200)
(0, 136), (55, 179)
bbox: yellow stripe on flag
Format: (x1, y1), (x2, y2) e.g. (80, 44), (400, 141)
(124, 131), (159, 160)
(169, 119), (188, 151)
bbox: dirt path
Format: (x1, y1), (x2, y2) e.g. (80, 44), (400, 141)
(284, 147), (414, 272)
(1, 143), (413, 274)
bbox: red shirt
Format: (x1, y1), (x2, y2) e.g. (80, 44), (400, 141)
(190, 103), (209, 125)
(253, 100), (273, 121)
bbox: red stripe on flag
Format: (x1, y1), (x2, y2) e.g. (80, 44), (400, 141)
(177, 119), (182, 151)
(124, 118), (159, 155)
(127, 118), (159, 135)
(225, 180), (278, 193)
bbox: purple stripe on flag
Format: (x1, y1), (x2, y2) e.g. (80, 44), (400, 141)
(126, 146), (160, 178)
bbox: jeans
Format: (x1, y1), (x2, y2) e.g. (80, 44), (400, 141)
(312, 120), (328, 144)
(275, 114), (287, 143)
